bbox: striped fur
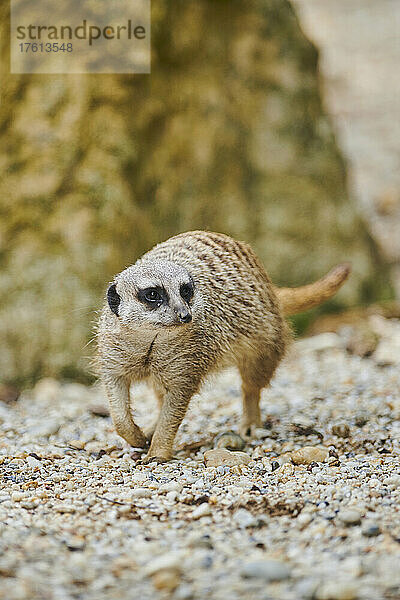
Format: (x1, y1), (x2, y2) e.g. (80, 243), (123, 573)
(97, 230), (349, 463)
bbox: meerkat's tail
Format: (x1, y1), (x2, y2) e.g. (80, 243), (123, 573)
(275, 263), (351, 316)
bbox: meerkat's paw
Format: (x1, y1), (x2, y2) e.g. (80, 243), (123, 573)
(114, 422), (148, 449)
(240, 422), (259, 439)
(140, 454), (170, 465)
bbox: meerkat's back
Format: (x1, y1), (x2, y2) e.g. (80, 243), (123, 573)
(142, 230), (271, 292)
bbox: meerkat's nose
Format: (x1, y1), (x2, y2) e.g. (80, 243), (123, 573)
(179, 312), (192, 324)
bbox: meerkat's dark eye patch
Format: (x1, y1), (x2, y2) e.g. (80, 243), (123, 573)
(180, 282), (194, 302)
(138, 287), (164, 308)
(107, 284), (121, 316)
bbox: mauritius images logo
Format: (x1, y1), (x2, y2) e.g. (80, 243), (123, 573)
(11, 0), (151, 73)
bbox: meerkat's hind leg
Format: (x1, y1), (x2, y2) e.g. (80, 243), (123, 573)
(238, 351), (280, 438)
(103, 375), (147, 448)
(239, 378), (262, 438)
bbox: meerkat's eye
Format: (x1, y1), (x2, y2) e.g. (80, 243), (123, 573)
(107, 284), (121, 316)
(180, 283), (193, 302)
(138, 287), (163, 307)
(145, 289), (160, 302)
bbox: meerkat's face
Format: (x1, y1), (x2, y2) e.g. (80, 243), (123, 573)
(106, 260), (196, 331)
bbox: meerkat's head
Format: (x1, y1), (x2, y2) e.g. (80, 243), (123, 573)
(106, 259), (196, 331)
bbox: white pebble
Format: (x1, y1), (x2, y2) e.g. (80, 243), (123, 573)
(11, 491), (24, 502)
(26, 455), (42, 469)
(131, 488), (152, 499)
(158, 481), (183, 494)
(191, 503), (212, 520)
(241, 559), (291, 581)
(233, 508), (258, 528)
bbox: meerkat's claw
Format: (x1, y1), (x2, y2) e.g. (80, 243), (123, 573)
(140, 454), (170, 465)
(137, 438), (151, 450)
(240, 422), (259, 439)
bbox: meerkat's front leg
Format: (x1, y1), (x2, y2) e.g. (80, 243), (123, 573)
(103, 374), (147, 448)
(142, 383), (197, 463)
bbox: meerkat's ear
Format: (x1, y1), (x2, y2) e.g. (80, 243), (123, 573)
(107, 284), (121, 316)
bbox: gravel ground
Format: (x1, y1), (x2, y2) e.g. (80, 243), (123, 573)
(1, 317), (400, 600)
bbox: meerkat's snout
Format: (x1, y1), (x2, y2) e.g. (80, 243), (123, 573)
(174, 305), (192, 324)
(176, 280), (194, 324)
(164, 290), (193, 325)
(179, 312), (192, 323)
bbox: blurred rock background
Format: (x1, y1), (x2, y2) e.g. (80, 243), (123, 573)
(293, 0), (400, 297)
(0, 0), (395, 386)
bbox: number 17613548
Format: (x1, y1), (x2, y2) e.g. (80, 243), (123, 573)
(19, 42), (73, 52)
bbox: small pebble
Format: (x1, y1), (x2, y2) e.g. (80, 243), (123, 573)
(383, 475), (400, 488)
(204, 448), (250, 467)
(21, 499), (39, 510)
(69, 440), (85, 450)
(144, 552), (183, 577)
(11, 491), (24, 502)
(315, 580), (358, 600)
(166, 491), (178, 502)
(296, 512), (313, 529)
(88, 403), (110, 417)
(241, 559), (291, 581)
(339, 509), (362, 526)
(214, 431), (245, 451)
(29, 419), (60, 437)
(233, 508), (258, 528)
(362, 521), (381, 537)
(354, 413), (368, 427)
(374, 339), (400, 366)
(158, 481), (182, 494)
(332, 422), (350, 438)
(251, 446), (265, 459)
(296, 333), (342, 352)
(131, 488), (152, 498)
(55, 504), (76, 514)
(0, 383), (20, 404)
(291, 446), (329, 465)
(65, 535), (85, 551)
(175, 583), (193, 600)
(152, 569), (181, 592)
(191, 503), (212, 520)
(26, 455), (42, 469)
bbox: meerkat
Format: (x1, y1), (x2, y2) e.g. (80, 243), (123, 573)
(96, 230), (350, 463)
